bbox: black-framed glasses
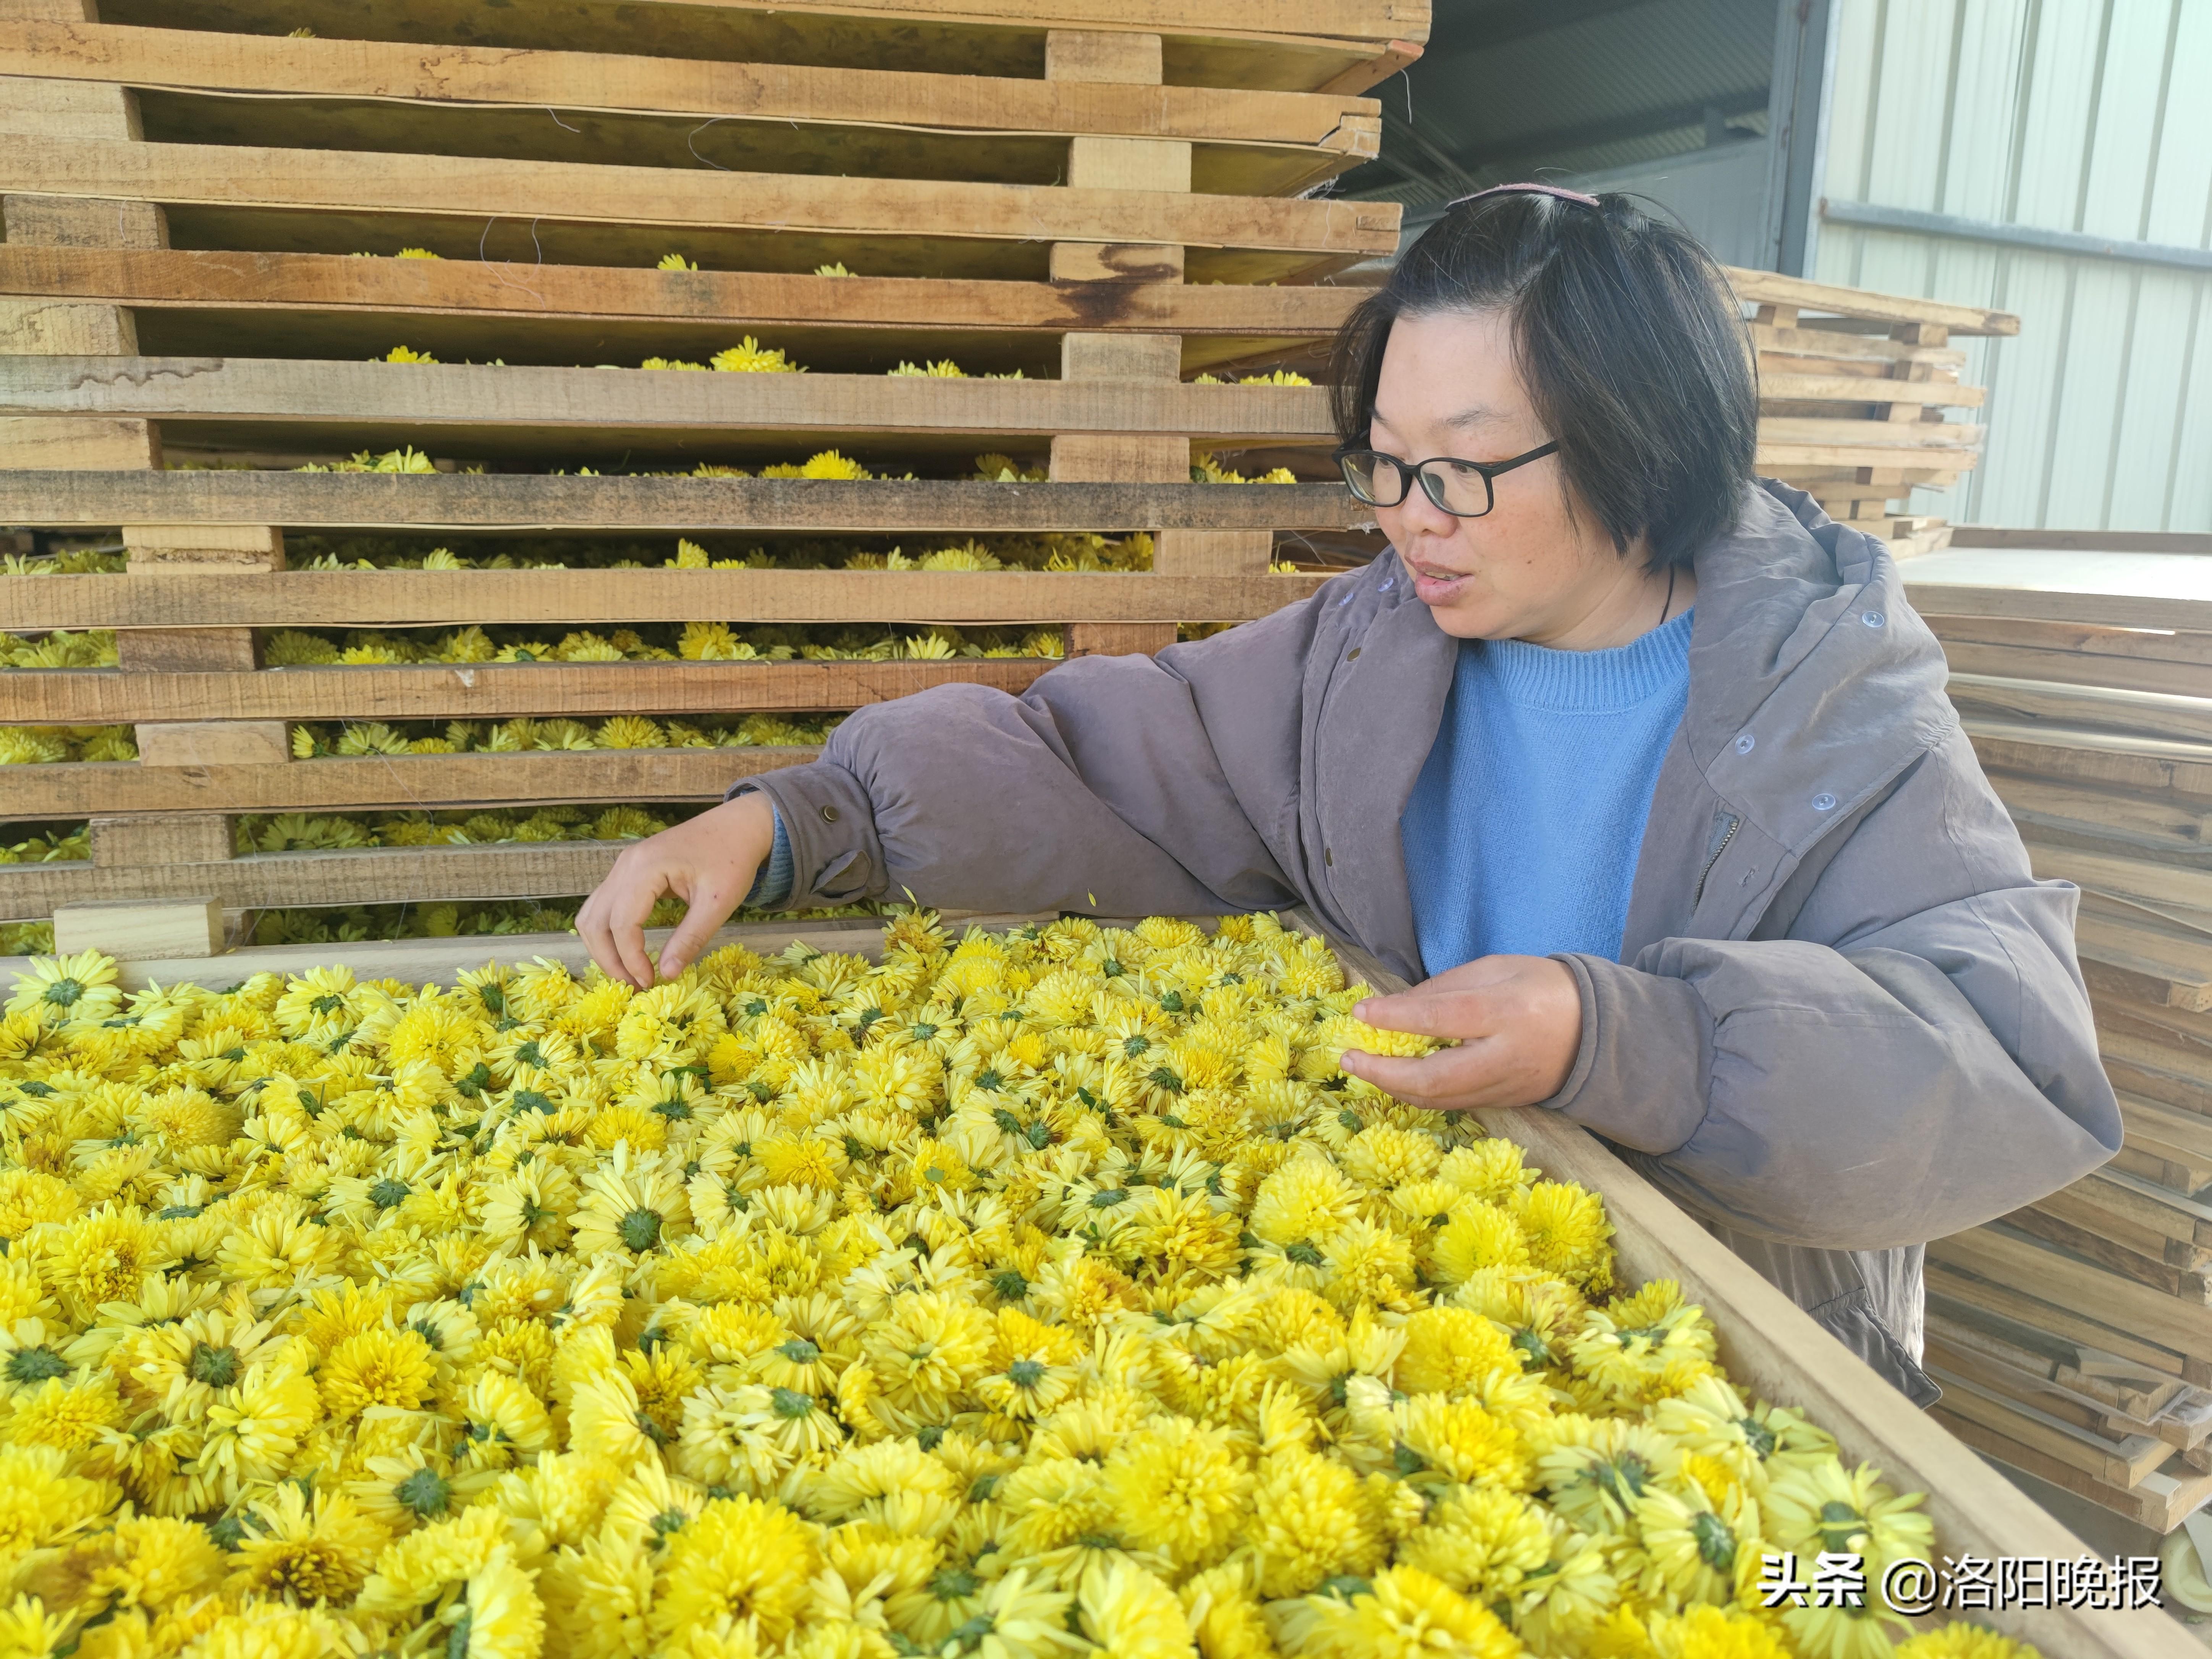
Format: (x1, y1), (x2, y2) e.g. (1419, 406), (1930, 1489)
(1335, 439), (1560, 518)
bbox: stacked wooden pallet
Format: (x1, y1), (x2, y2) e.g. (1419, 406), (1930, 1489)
(1906, 536), (2212, 1531)
(0, 0), (1417, 944)
(1730, 269), (2015, 559)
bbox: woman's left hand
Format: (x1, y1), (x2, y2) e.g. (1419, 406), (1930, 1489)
(1339, 955), (1583, 1112)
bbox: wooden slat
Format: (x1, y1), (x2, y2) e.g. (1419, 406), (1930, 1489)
(0, 914), (893, 996)
(0, 658), (1055, 724)
(1948, 674), (2212, 745)
(0, 24), (1382, 155)
(2075, 914), (2212, 1013)
(1929, 1225), (2212, 1358)
(1, 745), (821, 816)
(0, 841), (631, 916)
(4, 137), (1401, 255)
(1756, 416), (1986, 449)
(0, 568), (1321, 629)
(0, 247), (1365, 338)
(1943, 639), (2212, 700)
(0, 471), (1362, 534)
(1913, 584), (2212, 638)
(0, 356), (1334, 445)
(2029, 842), (2212, 920)
(1759, 372), (1985, 407)
(1966, 721), (2212, 804)
(1750, 322), (1968, 366)
(1928, 1261), (2193, 1382)
(1757, 443), (1974, 473)
(1727, 267), (2020, 335)
(1988, 772), (2212, 856)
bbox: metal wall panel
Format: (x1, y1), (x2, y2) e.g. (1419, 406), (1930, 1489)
(1810, 0), (2212, 529)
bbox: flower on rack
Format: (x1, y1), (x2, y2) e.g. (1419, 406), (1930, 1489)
(0, 911), (1987, 1658)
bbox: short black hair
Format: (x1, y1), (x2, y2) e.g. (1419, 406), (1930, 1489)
(1329, 190), (1757, 572)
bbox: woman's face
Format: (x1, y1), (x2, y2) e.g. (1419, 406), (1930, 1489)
(1368, 307), (1667, 648)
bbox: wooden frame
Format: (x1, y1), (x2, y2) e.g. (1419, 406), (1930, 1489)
(0, 569), (1325, 631)
(0, 905), (2181, 1656)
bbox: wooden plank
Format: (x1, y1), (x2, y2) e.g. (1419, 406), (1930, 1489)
(3, 138), (1402, 257)
(0, 356), (1335, 446)
(0, 658), (1054, 724)
(1987, 771), (2212, 855)
(1908, 583), (2212, 636)
(2028, 842), (2212, 920)
(1928, 1225), (2212, 1358)
(1926, 1366), (2167, 1486)
(1944, 640), (2212, 700)
(1966, 721), (2212, 803)
(0, 914), (893, 995)
(0, 248), (1366, 340)
(1927, 1262), (2192, 1381)
(3, 745), (821, 815)
(0, 24), (1383, 155)
(1932, 614), (2212, 669)
(0, 841), (638, 917)
(1726, 268), (2019, 336)
(0, 470), (1360, 534)
(1756, 417), (1985, 449)
(1760, 372), (1985, 407)
(2075, 915), (2212, 1014)
(1951, 527), (2212, 555)
(50, 895), (224, 959)
(1947, 674), (2212, 744)
(0, 568), (1325, 630)
(1931, 1409), (2205, 1531)
(1751, 322), (1968, 366)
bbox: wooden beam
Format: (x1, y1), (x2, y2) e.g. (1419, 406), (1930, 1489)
(0, 658), (1054, 724)
(5, 138), (1402, 257)
(1726, 267), (2020, 336)
(0, 471), (1359, 533)
(1966, 721), (2212, 804)
(0, 841), (629, 917)
(1909, 584), (2212, 635)
(1948, 674), (2212, 746)
(1761, 373), (1986, 407)
(3, 746), (823, 817)
(0, 247), (1366, 337)
(0, 24), (1383, 155)
(0, 568), (1324, 631)
(0, 355), (1334, 443)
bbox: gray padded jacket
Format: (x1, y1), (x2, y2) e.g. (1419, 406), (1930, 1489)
(740, 479), (2122, 1402)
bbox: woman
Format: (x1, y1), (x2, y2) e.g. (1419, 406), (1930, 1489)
(579, 186), (2120, 1400)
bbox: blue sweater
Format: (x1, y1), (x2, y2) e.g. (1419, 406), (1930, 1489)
(749, 610), (1693, 950)
(1400, 610), (1692, 973)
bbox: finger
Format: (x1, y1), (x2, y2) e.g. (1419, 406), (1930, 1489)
(656, 880), (738, 983)
(576, 890), (631, 989)
(594, 866), (663, 991)
(1352, 986), (1497, 1040)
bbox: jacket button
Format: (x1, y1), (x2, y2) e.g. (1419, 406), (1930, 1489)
(820, 804), (840, 824)
(1812, 793), (1837, 812)
(1347, 647), (1361, 661)
(1862, 610), (1885, 628)
(1735, 733), (1755, 754)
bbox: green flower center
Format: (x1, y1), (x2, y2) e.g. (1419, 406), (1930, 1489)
(771, 1387), (814, 1420)
(777, 1339), (821, 1364)
(1817, 1499), (1867, 1555)
(991, 1270), (1029, 1301)
(445, 1610), (472, 1659)
(618, 1207), (663, 1251)
(1121, 1034), (1150, 1058)
(1090, 1188), (1128, 1209)
(310, 993), (344, 1015)
(395, 1467), (452, 1518)
(1007, 1358), (1046, 1389)
(1148, 1067), (1184, 1094)
(43, 978), (84, 1007)
(1739, 1416), (1778, 1460)
(368, 1177), (410, 1209)
(1691, 1511), (1736, 1571)
(1284, 1240), (1324, 1266)
(511, 1090), (552, 1114)
(933, 1569), (980, 1601)
(6, 1346), (68, 1384)
(189, 1342), (241, 1387)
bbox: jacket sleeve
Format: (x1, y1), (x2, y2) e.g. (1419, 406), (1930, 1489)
(734, 581), (1336, 916)
(1540, 729), (2122, 1252)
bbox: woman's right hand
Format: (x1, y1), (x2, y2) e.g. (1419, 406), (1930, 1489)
(577, 791), (779, 989)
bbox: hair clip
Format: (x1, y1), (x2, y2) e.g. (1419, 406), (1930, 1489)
(1445, 182), (1601, 210)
